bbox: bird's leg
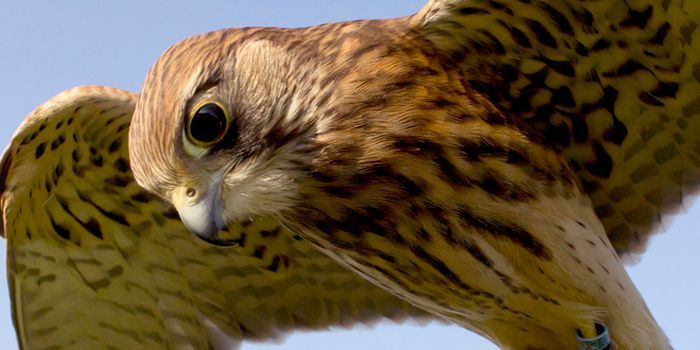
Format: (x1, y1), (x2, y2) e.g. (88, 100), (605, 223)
(576, 323), (614, 350)
(577, 323), (597, 338)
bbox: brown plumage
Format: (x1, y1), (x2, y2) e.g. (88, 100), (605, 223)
(3, 0), (699, 349)
(2, 87), (430, 349)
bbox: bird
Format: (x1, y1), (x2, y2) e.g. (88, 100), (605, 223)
(1, 0), (698, 350)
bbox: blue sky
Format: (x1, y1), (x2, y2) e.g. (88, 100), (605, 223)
(0, 1), (698, 349)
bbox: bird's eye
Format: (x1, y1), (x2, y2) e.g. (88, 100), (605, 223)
(186, 102), (230, 147)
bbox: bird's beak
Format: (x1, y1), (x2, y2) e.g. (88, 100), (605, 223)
(172, 183), (237, 247)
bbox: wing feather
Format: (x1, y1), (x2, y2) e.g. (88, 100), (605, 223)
(412, 0), (700, 257)
(0, 86), (430, 349)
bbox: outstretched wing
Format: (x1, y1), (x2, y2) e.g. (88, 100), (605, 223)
(0, 86), (430, 349)
(412, 0), (700, 256)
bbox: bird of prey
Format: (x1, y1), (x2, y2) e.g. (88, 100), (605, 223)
(2, 0), (698, 349)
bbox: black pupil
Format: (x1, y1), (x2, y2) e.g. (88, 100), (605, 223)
(190, 104), (227, 143)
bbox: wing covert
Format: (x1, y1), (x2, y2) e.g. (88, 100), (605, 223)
(412, 0), (700, 257)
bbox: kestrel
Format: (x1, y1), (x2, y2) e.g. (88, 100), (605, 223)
(2, 1), (698, 350)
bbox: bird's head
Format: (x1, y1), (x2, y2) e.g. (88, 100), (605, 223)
(130, 28), (329, 245)
(130, 22), (443, 246)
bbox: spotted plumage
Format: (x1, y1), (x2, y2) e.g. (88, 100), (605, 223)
(1, 87), (428, 349)
(2, 0), (699, 349)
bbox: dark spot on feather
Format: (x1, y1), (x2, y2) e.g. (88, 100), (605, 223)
(638, 92), (664, 106)
(323, 185), (354, 198)
(507, 24), (532, 48)
(410, 245), (469, 289)
(602, 116), (628, 146)
(620, 5), (653, 28)
(72, 149), (80, 162)
(479, 173), (506, 196)
(395, 174), (423, 197)
(651, 81), (679, 98)
(253, 245), (267, 259)
(539, 57), (575, 77)
(108, 139), (121, 153)
(479, 30), (506, 55)
(603, 59), (647, 77)
(458, 7), (490, 15)
(501, 64), (520, 82)
(431, 97), (457, 109)
(78, 191), (130, 226)
(435, 154), (472, 187)
(50, 217), (71, 241)
(552, 86), (576, 107)
(539, 3), (573, 35)
(458, 208), (551, 259)
(583, 142), (613, 179)
(570, 116), (588, 143)
(52, 162), (64, 184)
(575, 8), (594, 28)
(114, 158), (129, 173)
(543, 122), (571, 147)
(90, 154), (103, 167)
(267, 255), (281, 272)
(105, 176), (129, 188)
(162, 208), (179, 220)
(35, 142), (46, 159)
(591, 39), (611, 51)
(130, 192), (151, 203)
(84, 218), (103, 239)
(575, 41), (588, 56)
(649, 22), (671, 45)
(50, 134), (65, 151)
(260, 227), (281, 238)
(525, 19), (557, 48)
(594, 204), (615, 218)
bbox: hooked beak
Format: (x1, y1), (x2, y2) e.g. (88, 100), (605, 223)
(173, 184), (237, 247)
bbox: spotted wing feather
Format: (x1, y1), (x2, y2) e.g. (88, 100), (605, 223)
(0, 86), (430, 349)
(412, 0), (700, 257)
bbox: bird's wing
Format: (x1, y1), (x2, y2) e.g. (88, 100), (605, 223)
(412, 0), (700, 257)
(0, 86), (430, 349)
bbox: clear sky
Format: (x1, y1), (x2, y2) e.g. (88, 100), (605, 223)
(0, 1), (698, 349)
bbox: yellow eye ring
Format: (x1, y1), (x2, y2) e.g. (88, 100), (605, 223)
(186, 100), (231, 148)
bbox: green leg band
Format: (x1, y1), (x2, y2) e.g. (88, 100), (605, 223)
(576, 323), (612, 350)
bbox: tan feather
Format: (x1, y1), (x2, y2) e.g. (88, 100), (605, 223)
(0, 86), (431, 349)
(413, 0), (700, 258)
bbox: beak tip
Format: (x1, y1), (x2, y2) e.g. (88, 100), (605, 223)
(182, 220), (220, 239)
(181, 217), (238, 247)
(176, 203), (225, 241)
(177, 209), (239, 247)
(199, 235), (240, 247)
